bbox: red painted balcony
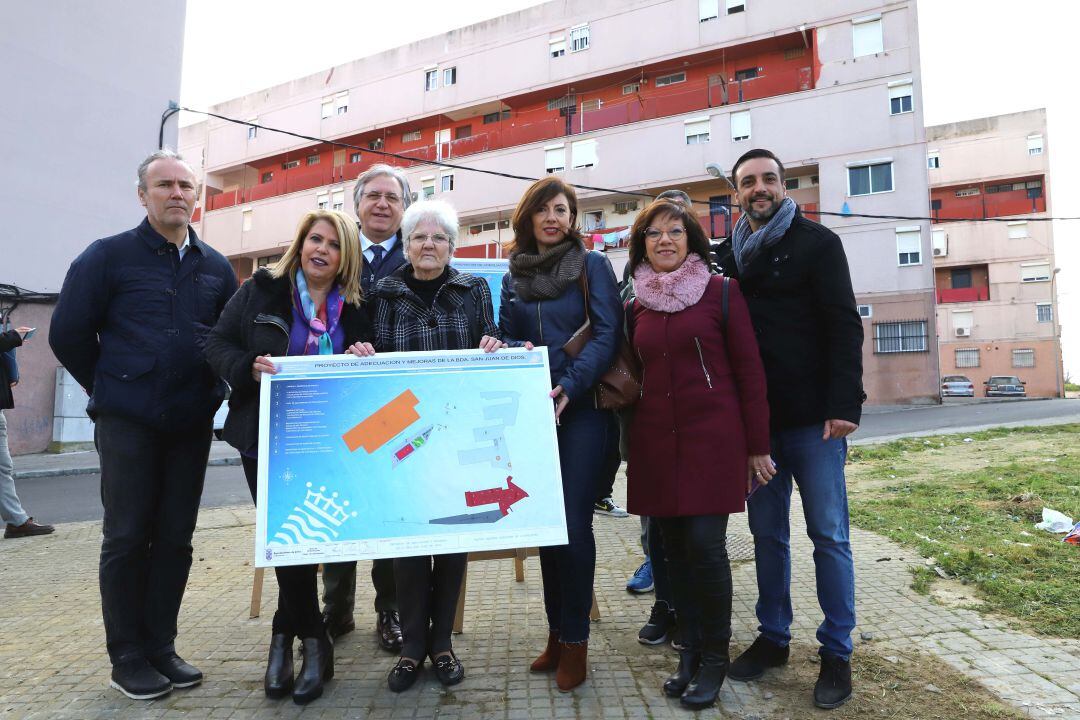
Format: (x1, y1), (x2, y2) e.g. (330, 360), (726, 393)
(936, 286), (989, 304)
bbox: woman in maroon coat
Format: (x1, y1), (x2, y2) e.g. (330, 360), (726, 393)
(625, 198), (775, 710)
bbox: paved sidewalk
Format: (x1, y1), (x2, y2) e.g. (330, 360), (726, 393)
(12, 441), (240, 480)
(0, 474), (1076, 719)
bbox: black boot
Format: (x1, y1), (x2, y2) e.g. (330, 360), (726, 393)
(680, 638), (729, 710)
(292, 633), (334, 705)
(663, 650), (700, 697)
(264, 634), (294, 699)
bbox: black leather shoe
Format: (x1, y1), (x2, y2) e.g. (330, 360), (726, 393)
(814, 653), (852, 709)
(376, 610), (403, 653)
(662, 650), (700, 697)
(148, 652), (203, 689)
(431, 652), (465, 686)
(293, 634), (334, 705)
(681, 661), (728, 710)
(110, 658), (172, 700)
(322, 611), (355, 639)
(728, 635), (789, 681)
(264, 634), (294, 699)
(387, 658), (421, 693)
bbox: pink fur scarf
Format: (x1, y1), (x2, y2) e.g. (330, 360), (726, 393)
(633, 254), (712, 313)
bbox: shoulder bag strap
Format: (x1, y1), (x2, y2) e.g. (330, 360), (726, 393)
(721, 275), (730, 332)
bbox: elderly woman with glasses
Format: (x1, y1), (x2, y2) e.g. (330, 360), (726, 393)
(369, 198), (502, 693)
(624, 198), (774, 710)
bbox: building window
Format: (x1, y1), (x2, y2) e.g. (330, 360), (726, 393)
(483, 110), (511, 124)
(932, 229), (947, 257)
(889, 81), (913, 114)
(955, 348), (980, 368)
(550, 37), (566, 57)
(784, 46), (806, 60)
(261, 171), (273, 184)
(734, 67), (759, 81)
(440, 173), (454, 192)
(257, 253), (282, 268)
(583, 210), (604, 231)
(348, 152), (362, 164)
(622, 82), (641, 95)
(874, 320), (928, 354)
(1012, 349), (1035, 368)
(545, 145), (566, 173)
(443, 67), (457, 86)
(242, 209), (253, 232)
(955, 188), (980, 197)
(1007, 221), (1029, 239)
(455, 125), (472, 139)
(848, 161), (893, 195)
(421, 177), (435, 199)
(857, 304), (872, 318)
(656, 72), (686, 87)
(316, 192), (329, 209)
(614, 200), (639, 214)
(247, 120), (258, 140)
(282, 160), (300, 170)
(1037, 303), (1053, 323)
(685, 117), (711, 145)
(425, 69), (438, 91)
(498, 219), (510, 229)
(853, 15), (883, 57)
(785, 178), (800, 191)
(547, 94), (576, 111)
(896, 228), (921, 266)
(1020, 262), (1050, 282)
(927, 151), (940, 169)
(321, 98), (334, 119)
(402, 130), (421, 143)
(730, 110), (751, 141)
(699, 0), (718, 22)
(1028, 134), (1044, 155)
(334, 91), (348, 115)
(571, 139), (598, 169)
(306, 155), (320, 166)
(569, 24), (590, 52)
(581, 99), (602, 113)
(726, 0), (745, 13)
(331, 190), (344, 211)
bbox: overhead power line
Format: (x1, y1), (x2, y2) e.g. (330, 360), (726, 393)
(163, 106), (1080, 224)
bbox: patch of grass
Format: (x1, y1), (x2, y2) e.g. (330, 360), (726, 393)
(910, 566), (934, 595)
(848, 424), (1080, 637)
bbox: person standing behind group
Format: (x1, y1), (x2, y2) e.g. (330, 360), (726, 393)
(715, 148), (864, 710)
(368, 199), (502, 693)
(624, 198), (773, 710)
(50, 150), (237, 700)
(499, 176), (621, 692)
(206, 209), (375, 704)
(321, 163), (412, 652)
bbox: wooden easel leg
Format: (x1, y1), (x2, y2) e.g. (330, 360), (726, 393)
(250, 567), (265, 619)
(514, 548), (526, 582)
(452, 564), (468, 634)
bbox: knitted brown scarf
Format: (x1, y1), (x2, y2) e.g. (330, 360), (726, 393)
(508, 239), (587, 301)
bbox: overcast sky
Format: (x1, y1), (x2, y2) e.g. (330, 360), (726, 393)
(180, 0), (1080, 377)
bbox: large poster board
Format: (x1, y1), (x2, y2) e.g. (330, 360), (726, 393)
(255, 348), (565, 567)
(450, 258), (509, 318)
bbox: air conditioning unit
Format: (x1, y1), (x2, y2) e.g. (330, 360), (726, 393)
(955, 327), (970, 337)
(933, 247), (945, 256)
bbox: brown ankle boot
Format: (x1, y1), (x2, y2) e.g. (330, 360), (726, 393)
(530, 631), (561, 672)
(555, 641), (588, 692)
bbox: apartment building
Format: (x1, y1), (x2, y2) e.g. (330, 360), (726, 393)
(181, 0), (940, 404)
(928, 109), (1063, 397)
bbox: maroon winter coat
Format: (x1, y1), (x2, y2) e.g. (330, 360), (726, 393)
(626, 276), (770, 517)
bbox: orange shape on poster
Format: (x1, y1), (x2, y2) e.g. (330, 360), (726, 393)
(342, 389), (420, 453)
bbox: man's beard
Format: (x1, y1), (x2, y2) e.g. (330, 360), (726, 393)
(745, 194), (782, 223)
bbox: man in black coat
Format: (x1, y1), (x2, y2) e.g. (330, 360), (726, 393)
(50, 150), (237, 700)
(714, 149), (864, 710)
(319, 164), (412, 651)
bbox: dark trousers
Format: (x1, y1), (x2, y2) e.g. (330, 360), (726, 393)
(321, 557), (396, 620)
(96, 414), (212, 665)
(656, 515), (732, 656)
(394, 553), (467, 660)
(595, 417), (621, 501)
(641, 515), (673, 606)
(540, 401), (612, 643)
(241, 456), (323, 638)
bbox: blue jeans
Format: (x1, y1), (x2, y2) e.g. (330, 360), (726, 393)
(540, 400), (613, 643)
(746, 424), (855, 660)
(0, 412), (30, 527)
(639, 515), (673, 607)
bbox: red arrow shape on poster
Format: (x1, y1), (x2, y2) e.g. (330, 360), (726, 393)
(464, 476), (529, 516)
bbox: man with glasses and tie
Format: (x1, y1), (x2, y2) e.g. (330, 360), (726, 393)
(320, 163), (413, 653)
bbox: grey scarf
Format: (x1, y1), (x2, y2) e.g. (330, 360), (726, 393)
(731, 197), (798, 274)
(509, 239), (587, 301)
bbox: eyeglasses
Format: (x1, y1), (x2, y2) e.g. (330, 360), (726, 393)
(410, 233), (451, 246)
(644, 227), (686, 242)
(363, 191), (402, 205)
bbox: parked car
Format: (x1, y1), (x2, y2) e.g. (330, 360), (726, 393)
(941, 375), (975, 397)
(984, 375), (1026, 397)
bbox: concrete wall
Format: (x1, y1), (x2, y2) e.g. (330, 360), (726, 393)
(0, 1), (187, 453)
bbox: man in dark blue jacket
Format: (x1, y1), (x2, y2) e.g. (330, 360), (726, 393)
(320, 164), (412, 651)
(50, 150), (237, 701)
